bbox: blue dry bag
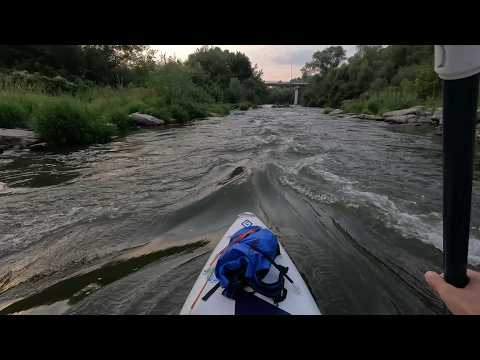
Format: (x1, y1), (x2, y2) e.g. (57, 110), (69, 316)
(203, 225), (292, 304)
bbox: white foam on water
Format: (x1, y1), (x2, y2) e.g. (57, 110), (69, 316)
(279, 175), (339, 205)
(342, 185), (480, 266)
(279, 162), (480, 266)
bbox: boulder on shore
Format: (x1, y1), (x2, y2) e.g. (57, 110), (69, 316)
(329, 109), (344, 115)
(129, 113), (165, 127)
(383, 106), (426, 118)
(384, 114), (418, 124)
(355, 114), (384, 121)
(383, 106), (438, 126)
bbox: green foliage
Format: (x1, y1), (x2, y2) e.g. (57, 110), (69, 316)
(186, 46), (267, 105)
(301, 45), (440, 112)
(302, 46), (346, 76)
(32, 97), (115, 147)
(169, 104), (190, 122)
(414, 64), (440, 99)
(0, 45), (156, 87)
(206, 103), (232, 115)
(0, 45), (271, 148)
(343, 87), (422, 115)
(0, 97), (30, 128)
(239, 102), (251, 111)
(103, 108), (133, 132)
(266, 86), (293, 105)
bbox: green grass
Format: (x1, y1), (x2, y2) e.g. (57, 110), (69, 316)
(0, 99), (30, 128)
(33, 97), (115, 147)
(0, 85), (232, 147)
(342, 87), (441, 115)
(239, 102), (252, 111)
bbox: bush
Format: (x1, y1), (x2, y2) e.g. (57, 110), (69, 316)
(366, 99), (379, 114)
(103, 108), (133, 132)
(206, 103), (231, 115)
(124, 100), (149, 114)
(239, 102), (251, 111)
(0, 98), (30, 128)
(169, 104), (190, 122)
(145, 107), (172, 122)
(342, 100), (364, 114)
(33, 98), (115, 147)
(182, 101), (208, 119)
(323, 107), (333, 114)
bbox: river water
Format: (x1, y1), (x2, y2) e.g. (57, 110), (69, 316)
(1, 106), (480, 315)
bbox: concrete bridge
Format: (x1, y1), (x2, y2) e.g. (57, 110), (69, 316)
(264, 81), (309, 105)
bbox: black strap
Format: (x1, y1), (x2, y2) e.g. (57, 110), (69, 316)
(247, 244), (293, 284)
(201, 281), (221, 301)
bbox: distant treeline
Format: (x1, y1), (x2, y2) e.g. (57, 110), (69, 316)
(0, 45), (268, 104)
(300, 45), (441, 114)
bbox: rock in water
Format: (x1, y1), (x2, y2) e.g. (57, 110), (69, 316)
(431, 109), (443, 126)
(128, 113), (165, 127)
(0, 182), (8, 192)
(218, 166), (247, 186)
(329, 109), (344, 115)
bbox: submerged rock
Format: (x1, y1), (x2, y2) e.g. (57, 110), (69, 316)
(218, 166), (247, 186)
(129, 113), (165, 127)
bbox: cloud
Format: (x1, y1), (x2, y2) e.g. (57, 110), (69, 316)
(272, 48), (319, 66)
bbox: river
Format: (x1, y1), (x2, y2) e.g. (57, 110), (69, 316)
(1, 106), (480, 314)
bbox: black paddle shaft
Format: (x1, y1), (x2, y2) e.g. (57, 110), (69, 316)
(443, 74), (480, 288)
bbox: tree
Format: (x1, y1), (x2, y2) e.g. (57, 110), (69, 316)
(302, 46), (346, 76)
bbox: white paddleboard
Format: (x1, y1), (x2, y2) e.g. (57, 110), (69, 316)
(180, 212), (321, 315)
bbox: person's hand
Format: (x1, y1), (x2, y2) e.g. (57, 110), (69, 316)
(425, 269), (480, 315)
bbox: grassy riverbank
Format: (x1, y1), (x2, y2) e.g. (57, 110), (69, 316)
(341, 87), (442, 115)
(0, 45), (267, 148)
(0, 86), (232, 147)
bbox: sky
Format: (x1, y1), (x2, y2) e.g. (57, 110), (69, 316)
(150, 45), (358, 81)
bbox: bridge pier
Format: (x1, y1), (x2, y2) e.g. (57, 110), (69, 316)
(265, 81), (308, 106)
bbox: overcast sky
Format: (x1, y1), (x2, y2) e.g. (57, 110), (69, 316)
(150, 45), (358, 81)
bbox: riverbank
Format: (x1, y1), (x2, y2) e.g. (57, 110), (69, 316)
(324, 105), (480, 140)
(0, 87), (247, 152)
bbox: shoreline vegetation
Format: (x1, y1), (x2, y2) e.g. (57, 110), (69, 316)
(299, 45), (442, 115)
(1, 45), (477, 152)
(0, 45), (266, 151)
